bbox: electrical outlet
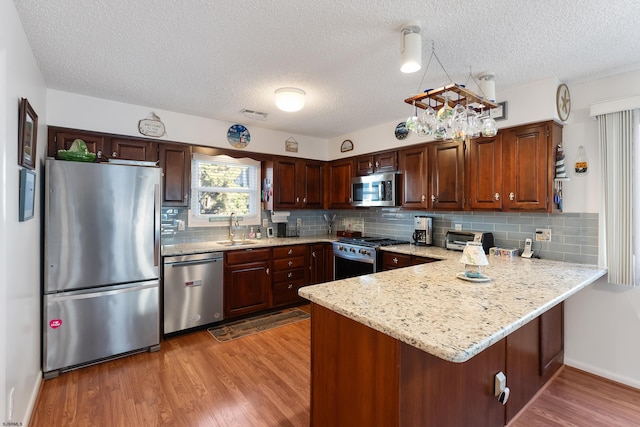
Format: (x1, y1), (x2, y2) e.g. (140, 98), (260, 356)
(455, 224), (462, 231)
(176, 220), (185, 231)
(535, 229), (551, 242)
(296, 218), (302, 226)
(262, 219), (268, 228)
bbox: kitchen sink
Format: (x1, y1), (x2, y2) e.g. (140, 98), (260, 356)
(216, 240), (256, 246)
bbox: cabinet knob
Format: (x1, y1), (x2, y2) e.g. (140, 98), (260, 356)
(421, 195), (426, 202)
(288, 249), (293, 255)
(375, 161), (379, 168)
(368, 161), (372, 168)
(509, 192), (515, 201)
(288, 272), (293, 278)
(184, 193), (189, 200)
(296, 197), (300, 203)
(431, 195), (436, 202)
(303, 197), (307, 203)
(266, 268), (270, 275)
(288, 284), (293, 290)
(495, 193), (500, 200)
(288, 260), (293, 266)
(312, 251), (316, 258)
(112, 152), (117, 158)
(393, 257), (398, 264)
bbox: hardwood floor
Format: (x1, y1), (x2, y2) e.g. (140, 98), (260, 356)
(31, 307), (640, 427)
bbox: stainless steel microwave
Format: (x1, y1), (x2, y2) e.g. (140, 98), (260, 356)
(351, 172), (401, 207)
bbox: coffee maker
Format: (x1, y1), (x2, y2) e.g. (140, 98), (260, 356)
(412, 216), (433, 246)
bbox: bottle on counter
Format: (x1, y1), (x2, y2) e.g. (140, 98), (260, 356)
(249, 227), (255, 239)
(256, 228), (262, 239)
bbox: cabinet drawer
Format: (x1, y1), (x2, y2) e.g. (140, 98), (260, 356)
(272, 280), (306, 306)
(273, 256), (306, 271)
(382, 252), (413, 269)
(225, 248), (271, 265)
(273, 245), (307, 259)
(273, 268), (305, 283)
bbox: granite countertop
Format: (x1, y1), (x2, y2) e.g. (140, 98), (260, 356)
(162, 236), (335, 256)
(298, 246), (607, 363)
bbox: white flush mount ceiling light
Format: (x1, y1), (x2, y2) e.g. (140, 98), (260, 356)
(400, 21), (421, 73)
(275, 87), (306, 112)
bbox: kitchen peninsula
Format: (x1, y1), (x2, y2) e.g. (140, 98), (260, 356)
(298, 246), (607, 426)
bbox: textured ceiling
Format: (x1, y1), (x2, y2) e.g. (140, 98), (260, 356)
(13, 0), (640, 139)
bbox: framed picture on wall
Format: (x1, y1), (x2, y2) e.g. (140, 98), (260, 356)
(19, 168), (36, 222)
(18, 98), (38, 170)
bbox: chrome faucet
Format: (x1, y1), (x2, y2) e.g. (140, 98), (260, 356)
(229, 212), (239, 241)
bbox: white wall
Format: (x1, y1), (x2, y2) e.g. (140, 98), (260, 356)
(1, 1), (47, 424)
(47, 90), (330, 161)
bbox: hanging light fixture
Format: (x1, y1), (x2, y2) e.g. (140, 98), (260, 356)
(275, 87), (306, 112)
(400, 22), (422, 73)
(402, 41), (499, 140)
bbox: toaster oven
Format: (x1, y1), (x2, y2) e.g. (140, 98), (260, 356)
(445, 230), (494, 254)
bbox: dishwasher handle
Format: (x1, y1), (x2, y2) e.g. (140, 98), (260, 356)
(168, 258), (222, 267)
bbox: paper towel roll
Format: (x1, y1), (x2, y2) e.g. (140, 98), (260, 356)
(271, 211), (290, 223)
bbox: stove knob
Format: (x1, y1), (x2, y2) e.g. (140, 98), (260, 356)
(350, 248), (356, 253)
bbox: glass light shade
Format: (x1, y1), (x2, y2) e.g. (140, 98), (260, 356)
(275, 87), (306, 112)
(400, 31), (421, 73)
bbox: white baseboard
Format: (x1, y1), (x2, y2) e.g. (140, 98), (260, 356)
(22, 371), (42, 426)
(565, 357), (640, 390)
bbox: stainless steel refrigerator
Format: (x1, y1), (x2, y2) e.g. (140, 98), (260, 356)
(43, 159), (161, 378)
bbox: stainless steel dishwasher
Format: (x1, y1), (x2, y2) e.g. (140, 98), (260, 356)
(163, 252), (224, 334)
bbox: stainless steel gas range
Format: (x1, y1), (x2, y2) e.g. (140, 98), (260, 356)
(333, 237), (410, 280)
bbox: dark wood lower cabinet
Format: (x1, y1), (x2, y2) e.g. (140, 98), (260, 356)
(224, 249), (271, 318)
(310, 302), (564, 427)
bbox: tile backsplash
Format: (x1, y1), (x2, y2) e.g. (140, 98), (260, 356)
(162, 208), (598, 265)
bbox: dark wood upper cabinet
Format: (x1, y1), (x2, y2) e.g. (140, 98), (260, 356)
(399, 146), (429, 209)
(355, 150), (398, 176)
(110, 138), (158, 162)
(49, 129), (108, 158)
(503, 122), (559, 211)
(467, 134), (503, 210)
(273, 158), (324, 209)
(159, 143), (191, 207)
(326, 159), (354, 209)
(429, 139), (465, 210)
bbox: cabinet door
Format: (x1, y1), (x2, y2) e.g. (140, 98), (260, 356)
(273, 159), (298, 209)
(224, 261), (270, 318)
(539, 302), (564, 382)
(468, 134), (503, 210)
(374, 150), (398, 173)
(159, 143), (191, 207)
(355, 155), (375, 176)
(399, 146), (428, 209)
(110, 138), (158, 161)
(301, 161), (324, 208)
(50, 129), (107, 158)
(429, 140), (465, 210)
(310, 244), (328, 284)
(503, 123), (550, 211)
(327, 159), (353, 209)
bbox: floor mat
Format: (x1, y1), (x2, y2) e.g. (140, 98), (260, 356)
(208, 307), (310, 342)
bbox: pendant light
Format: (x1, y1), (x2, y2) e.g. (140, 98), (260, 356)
(275, 87), (306, 112)
(400, 22), (422, 74)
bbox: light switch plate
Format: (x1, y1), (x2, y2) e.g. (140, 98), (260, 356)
(263, 218), (268, 228)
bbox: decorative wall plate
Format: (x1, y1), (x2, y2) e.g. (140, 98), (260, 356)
(395, 122), (409, 140)
(227, 124), (250, 149)
(340, 139), (354, 152)
(556, 83), (571, 121)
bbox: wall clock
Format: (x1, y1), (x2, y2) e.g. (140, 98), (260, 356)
(556, 83), (571, 121)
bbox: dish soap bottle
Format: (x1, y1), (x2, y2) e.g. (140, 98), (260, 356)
(256, 228), (262, 239)
(249, 227), (255, 239)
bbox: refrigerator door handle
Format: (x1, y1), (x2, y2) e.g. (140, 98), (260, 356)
(46, 281), (159, 302)
(154, 183), (161, 267)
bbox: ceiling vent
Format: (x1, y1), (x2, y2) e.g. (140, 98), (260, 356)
(240, 108), (269, 121)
